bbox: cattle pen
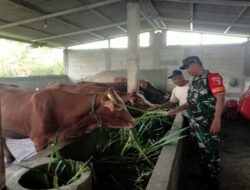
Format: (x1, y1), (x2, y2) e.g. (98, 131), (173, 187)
(4, 111), (250, 190)
(0, 0), (250, 189)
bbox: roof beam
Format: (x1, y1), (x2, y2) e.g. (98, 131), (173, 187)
(224, 7), (248, 33)
(154, 0), (250, 7)
(65, 27), (154, 47)
(77, 0), (126, 33)
(34, 15), (250, 43)
(161, 17), (250, 31)
(8, 0), (106, 39)
(9, 0), (80, 30)
(8, 0), (104, 41)
(66, 38), (107, 48)
(0, 0), (121, 30)
(140, 11), (158, 29)
(0, 18), (79, 44)
(140, 0), (166, 29)
(32, 21), (127, 42)
(90, 9), (127, 32)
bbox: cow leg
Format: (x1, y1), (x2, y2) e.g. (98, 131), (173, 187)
(2, 137), (15, 164)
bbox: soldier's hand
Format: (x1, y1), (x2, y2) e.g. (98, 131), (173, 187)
(209, 118), (221, 133)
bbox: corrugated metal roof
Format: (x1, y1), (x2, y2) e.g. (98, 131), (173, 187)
(0, 0), (249, 48)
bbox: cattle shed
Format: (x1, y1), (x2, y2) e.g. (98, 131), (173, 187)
(1, 0), (250, 190)
(0, 0), (249, 94)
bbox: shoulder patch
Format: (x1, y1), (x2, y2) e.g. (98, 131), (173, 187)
(208, 73), (226, 95)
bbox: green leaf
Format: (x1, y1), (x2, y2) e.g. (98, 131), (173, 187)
(53, 176), (59, 189)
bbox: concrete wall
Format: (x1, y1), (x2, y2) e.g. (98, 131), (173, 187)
(66, 42), (250, 97)
(161, 44), (248, 96)
(66, 48), (168, 91)
(66, 48), (156, 79)
(146, 113), (184, 190)
(83, 69), (168, 91)
(0, 75), (71, 89)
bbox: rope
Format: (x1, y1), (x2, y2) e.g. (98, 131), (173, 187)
(89, 94), (97, 115)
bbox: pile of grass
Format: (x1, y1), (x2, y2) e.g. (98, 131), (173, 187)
(92, 107), (186, 190)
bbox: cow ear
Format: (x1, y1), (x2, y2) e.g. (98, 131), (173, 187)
(103, 100), (115, 111)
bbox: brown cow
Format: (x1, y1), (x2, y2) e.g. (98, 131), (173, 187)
(77, 79), (167, 104)
(77, 81), (127, 92)
(47, 82), (155, 110)
(1, 87), (136, 163)
(114, 77), (168, 104)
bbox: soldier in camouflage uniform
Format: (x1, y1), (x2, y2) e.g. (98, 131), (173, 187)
(180, 56), (225, 190)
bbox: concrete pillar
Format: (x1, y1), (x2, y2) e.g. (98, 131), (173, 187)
(243, 42), (250, 91)
(244, 42), (250, 76)
(149, 31), (154, 47)
(152, 30), (164, 68)
(63, 48), (69, 75)
(0, 104), (6, 190)
(127, 1), (140, 93)
(106, 41), (111, 71)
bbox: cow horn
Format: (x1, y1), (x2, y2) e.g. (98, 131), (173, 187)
(107, 92), (118, 105)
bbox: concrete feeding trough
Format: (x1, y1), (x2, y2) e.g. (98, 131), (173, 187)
(5, 115), (184, 190)
(7, 157), (92, 190)
(5, 130), (100, 190)
(146, 114), (184, 190)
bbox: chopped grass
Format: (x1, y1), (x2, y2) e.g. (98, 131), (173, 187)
(92, 107), (186, 190)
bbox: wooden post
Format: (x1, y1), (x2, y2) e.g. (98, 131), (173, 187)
(0, 103), (6, 190)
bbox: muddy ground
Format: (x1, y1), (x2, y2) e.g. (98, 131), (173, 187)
(220, 117), (250, 190)
(179, 116), (250, 190)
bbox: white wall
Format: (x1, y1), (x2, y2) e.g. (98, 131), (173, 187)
(67, 48), (155, 80)
(66, 43), (250, 97)
(67, 50), (107, 81)
(160, 44), (247, 96)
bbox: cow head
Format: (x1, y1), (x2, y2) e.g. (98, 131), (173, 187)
(127, 90), (156, 110)
(97, 89), (136, 128)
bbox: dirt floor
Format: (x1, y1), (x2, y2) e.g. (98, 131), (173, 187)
(179, 116), (250, 190)
(220, 117), (250, 190)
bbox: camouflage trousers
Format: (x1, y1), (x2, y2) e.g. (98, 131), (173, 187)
(190, 130), (221, 179)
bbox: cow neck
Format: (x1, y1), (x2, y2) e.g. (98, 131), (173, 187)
(88, 94), (103, 128)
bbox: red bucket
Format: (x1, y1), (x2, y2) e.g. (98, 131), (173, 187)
(238, 87), (250, 120)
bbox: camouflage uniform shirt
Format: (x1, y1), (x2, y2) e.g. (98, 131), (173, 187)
(187, 70), (216, 133)
(186, 69), (225, 179)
